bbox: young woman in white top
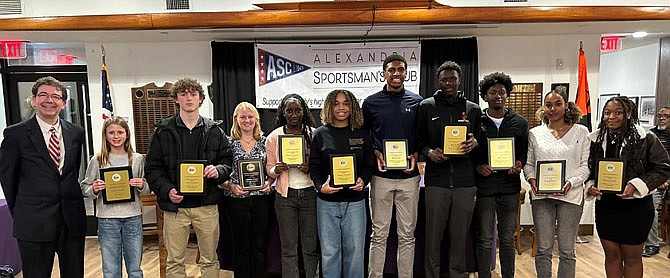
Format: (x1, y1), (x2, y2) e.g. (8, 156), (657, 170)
(81, 116), (149, 278)
(523, 87), (590, 278)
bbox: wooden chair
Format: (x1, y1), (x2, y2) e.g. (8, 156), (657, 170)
(141, 195), (167, 278)
(515, 187), (532, 255)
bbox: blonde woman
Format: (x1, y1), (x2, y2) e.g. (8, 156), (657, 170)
(219, 102), (274, 278)
(81, 116), (149, 278)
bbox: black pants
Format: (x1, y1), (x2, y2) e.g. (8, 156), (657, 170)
(223, 194), (272, 278)
(17, 224), (85, 278)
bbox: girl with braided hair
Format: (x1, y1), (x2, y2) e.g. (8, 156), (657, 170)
(585, 96), (670, 277)
(264, 94), (319, 278)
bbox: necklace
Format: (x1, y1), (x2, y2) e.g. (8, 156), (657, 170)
(549, 124), (568, 139)
(608, 132), (620, 145)
(240, 138), (255, 148)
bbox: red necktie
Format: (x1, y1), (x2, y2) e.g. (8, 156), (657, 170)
(48, 127), (61, 168)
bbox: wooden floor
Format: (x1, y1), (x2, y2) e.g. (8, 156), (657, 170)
(17, 235), (670, 277)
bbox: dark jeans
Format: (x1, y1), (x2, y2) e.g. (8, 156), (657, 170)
(274, 188), (319, 278)
(223, 195), (272, 278)
(475, 193), (519, 278)
(424, 186), (476, 278)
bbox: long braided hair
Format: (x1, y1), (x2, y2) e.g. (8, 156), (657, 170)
(589, 96), (641, 163)
(273, 94), (316, 143)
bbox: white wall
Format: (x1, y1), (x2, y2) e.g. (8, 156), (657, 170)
(598, 42), (659, 97)
(85, 41), (213, 154)
(478, 34), (601, 225)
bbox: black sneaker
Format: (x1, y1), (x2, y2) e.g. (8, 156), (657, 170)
(642, 246), (660, 257)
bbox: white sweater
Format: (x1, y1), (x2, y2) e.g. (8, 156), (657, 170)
(523, 124), (591, 205)
(80, 153), (150, 218)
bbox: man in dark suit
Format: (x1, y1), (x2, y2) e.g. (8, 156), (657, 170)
(0, 76), (86, 278)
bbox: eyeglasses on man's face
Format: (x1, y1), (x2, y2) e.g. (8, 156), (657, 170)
(35, 92), (63, 101)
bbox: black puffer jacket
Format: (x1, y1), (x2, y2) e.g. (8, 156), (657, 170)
(145, 115), (232, 212)
(475, 109), (529, 196)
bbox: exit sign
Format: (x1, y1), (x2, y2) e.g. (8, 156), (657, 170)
(600, 36), (621, 53)
(0, 41), (27, 59)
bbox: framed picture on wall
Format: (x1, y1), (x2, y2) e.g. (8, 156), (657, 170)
(597, 93), (619, 121)
(639, 96), (655, 127)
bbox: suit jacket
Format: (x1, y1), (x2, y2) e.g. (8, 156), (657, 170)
(0, 116), (86, 242)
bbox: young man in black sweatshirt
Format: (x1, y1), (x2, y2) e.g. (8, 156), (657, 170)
(473, 72), (529, 278)
(416, 61), (481, 278)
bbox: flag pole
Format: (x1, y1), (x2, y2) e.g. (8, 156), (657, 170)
(101, 44), (106, 66)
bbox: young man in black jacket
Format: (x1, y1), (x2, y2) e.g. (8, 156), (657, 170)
(416, 61), (481, 278)
(145, 77), (232, 278)
(473, 72), (529, 278)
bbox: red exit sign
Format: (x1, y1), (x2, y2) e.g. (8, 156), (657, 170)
(600, 36), (621, 53)
(0, 41), (27, 59)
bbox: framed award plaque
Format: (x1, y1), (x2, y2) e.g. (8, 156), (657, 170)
(535, 160), (566, 194)
(442, 123), (468, 156)
(278, 135), (305, 167)
(383, 139), (408, 170)
(596, 159), (626, 194)
(238, 159), (265, 191)
(100, 166), (134, 204)
(178, 160), (206, 195)
(488, 137), (516, 170)
(330, 154), (357, 188)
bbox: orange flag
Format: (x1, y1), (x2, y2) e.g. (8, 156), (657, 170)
(576, 45), (592, 131)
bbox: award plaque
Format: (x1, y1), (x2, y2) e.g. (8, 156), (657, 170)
(443, 124), (468, 155)
(100, 166), (134, 204)
(278, 135), (305, 167)
(596, 159), (626, 194)
(535, 160), (566, 194)
(488, 137), (516, 170)
(178, 160), (206, 195)
(383, 139), (409, 170)
(238, 159), (265, 191)
(330, 154), (357, 188)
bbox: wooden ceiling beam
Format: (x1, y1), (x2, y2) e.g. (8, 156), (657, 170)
(0, 6), (669, 31)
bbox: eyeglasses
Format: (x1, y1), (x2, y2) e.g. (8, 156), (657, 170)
(36, 93), (63, 101)
(658, 114), (670, 119)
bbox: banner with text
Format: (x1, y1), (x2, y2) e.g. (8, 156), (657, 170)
(255, 41), (421, 109)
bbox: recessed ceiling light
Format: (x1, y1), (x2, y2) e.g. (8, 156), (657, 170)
(632, 31), (648, 38)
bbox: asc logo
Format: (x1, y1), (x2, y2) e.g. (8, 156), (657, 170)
(258, 49), (311, 86)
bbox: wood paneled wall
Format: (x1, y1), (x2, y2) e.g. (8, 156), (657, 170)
(1, 5), (670, 31)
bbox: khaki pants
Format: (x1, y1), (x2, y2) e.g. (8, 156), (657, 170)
(164, 205), (220, 278)
(368, 175), (421, 278)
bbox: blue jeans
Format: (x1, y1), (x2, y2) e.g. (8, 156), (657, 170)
(98, 215), (144, 278)
(317, 198), (366, 278)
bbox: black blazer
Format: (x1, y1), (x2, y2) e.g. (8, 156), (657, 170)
(0, 116), (86, 242)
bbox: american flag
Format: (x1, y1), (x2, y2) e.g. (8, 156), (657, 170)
(102, 65), (114, 119)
